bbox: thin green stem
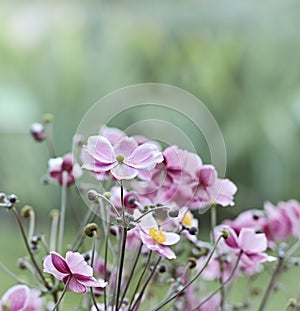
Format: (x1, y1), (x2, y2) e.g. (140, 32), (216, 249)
(130, 256), (161, 311)
(151, 235), (223, 311)
(134, 206), (169, 223)
(52, 276), (72, 311)
(50, 212), (59, 252)
(257, 256), (284, 311)
(28, 210), (35, 243)
(91, 232), (100, 311)
(193, 251), (243, 310)
(0, 261), (33, 286)
(129, 251), (153, 310)
(120, 242), (143, 304)
(58, 171), (68, 254)
(12, 207), (50, 290)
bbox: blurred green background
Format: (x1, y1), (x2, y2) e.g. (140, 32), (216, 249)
(1, 0), (300, 309)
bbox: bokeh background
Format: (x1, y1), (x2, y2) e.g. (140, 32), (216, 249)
(0, 0), (300, 309)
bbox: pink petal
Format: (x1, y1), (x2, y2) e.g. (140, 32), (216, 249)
(43, 255), (67, 281)
(114, 137), (137, 158)
(65, 252), (93, 276)
(68, 277), (87, 293)
(238, 229), (267, 253)
(86, 136), (115, 164)
(75, 275), (106, 288)
(157, 244), (176, 259)
(198, 165), (217, 187)
(100, 126), (126, 145)
(50, 252), (71, 274)
(161, 232), (180, 246)
(125, 143), (163, 170)
(1, 285), (29, 311)
(111, 164), (137, 180)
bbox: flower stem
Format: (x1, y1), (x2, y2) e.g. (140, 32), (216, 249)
(28, 209), (35, 243)
(50, 211), (59, 252)
(151, 235), (223, 311)
(91, 231), (100, 311)
(52, 276), (72, 311)
(257, 256), (284, 311)
(58, 171), (68, 254)
(11, 206), (50, 290)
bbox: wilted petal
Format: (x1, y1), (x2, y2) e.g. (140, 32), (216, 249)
(0, 285), (29, 311)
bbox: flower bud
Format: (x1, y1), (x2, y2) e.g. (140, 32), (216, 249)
(87, 190), (99, 201)
(30, 123), (45, 142)
(8, 194), (17, 204)
(188, 257), (197, 269)
(49, 209), (60, 219)
(21, 205), (33, 218)
(124, 194), (138, 209)
(288, 298), (297, 308)
(17, 258), (27, 270)
(84, 223), (98, 237)
(0, 193), (6, 203)
(221, 229), (229, 239)
(188, 227), (197, 235)
(168, 206), (179, 218)
(158, 264), (167, 273)
(43, 113), (54, 123)
(103, 192), (112, 200)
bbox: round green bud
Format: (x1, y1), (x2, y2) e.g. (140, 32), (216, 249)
(49, 209), (60, 219)
(84, 223), (98, 237)
(103, 191), (112, 200)
(43, 113), (54, 123)
(188, 257), (197, 269)
(21, 205), (33, 218)
(222, 229), (229, 239)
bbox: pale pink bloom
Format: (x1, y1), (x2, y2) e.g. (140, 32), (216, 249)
(48, 154), (82, 186)
(0, 285), (43, 311)
(190, 165), (237, 210)
(263, 200), (300, 242)
(43, 251), (107, 293)
(215, 225), (275, 271)
(99, 126), (126, 146)
(133, 210), (180, 259)
(223, 209), (266, 235)
(82, 136), (163, 180)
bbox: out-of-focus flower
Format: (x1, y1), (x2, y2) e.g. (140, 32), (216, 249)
(30, 123), (45, 142)
(48, 154), (82, 186)
(133, 210), (180, 259)
(82, 136), (163, 180)
(191, 165), (237, 210)
(0, 285), (44, 311)
(43, 251), (107, 293)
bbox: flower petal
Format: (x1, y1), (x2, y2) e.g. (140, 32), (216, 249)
(238, 229), (267, 253)
(50, 252), (71, 274)
(86, 136), (115, 164)
(114, 137), (137, 158)
(161, 232), (180, 246)
(68, 277), (87, 293)
(111, 164), (137, 180)
(0, 285), (30, 311)
(43, 255), (67, 281)
(65, 252), (93, 276)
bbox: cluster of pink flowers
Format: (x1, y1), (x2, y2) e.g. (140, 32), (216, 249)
(2, 122), (299, 311)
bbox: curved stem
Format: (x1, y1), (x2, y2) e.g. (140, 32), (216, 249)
(134, 206), (169, 223)
(52, 276), (71, 311)
(12, 207), (50, 290)
(151, 235), (223, 311)
(257, 256), (284, 311)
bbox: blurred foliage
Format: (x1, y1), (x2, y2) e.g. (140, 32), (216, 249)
(0, 0), (300, 220)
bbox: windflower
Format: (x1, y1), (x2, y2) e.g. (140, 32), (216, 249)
(43, 251), (107, 293)
(82, 136), (163, 180)
(0, 285), (43, 311)
(133, 210), (180, 259)
(48, 153), (82, 186)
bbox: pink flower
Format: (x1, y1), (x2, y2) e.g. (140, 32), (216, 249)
(0, 285), (43, 311)
(82, 136), (163, 180)
(43, 251), (107, 293)
(191, 165), (237, 209)
(48, 154), (82, 186)
(133, 210), (180, 259)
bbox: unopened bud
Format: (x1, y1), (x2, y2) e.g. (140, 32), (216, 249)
(0, 193), (6, 203)
(8, 194), (17, 204)
(30, 123), (45, 142)
(158, 264), (167, 273)
(222, 229), (229, 239)
(21, 205), (33, 218)
(188, 257), (197, 269)
(103, 192), (112, 200)
(288, 298), (297, 308)
(50, 209), (60, 219)
(168, 206), (179, 218)
(188, 227), (197, 235)
(88, 190), (99, 201)
(124, 194), (138, 209)
(43, 113), (54, 123)
(84, 223), (98, 237)
(17, 258), (27, 270)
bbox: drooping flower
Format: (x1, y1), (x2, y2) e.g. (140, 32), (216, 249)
(82, 135), (163, 180)
(43, 251), (107, 293)
(48, 154), (82, 186)
(190, 164), (237, 210)
(0, 285), (44, 311)
(133, 210), (180, 259)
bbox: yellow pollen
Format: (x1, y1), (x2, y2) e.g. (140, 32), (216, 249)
(149, 228), (166, 244)
(182, 212), (193, 227)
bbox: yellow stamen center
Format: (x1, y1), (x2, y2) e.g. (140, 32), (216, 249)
(182, 212), (193, 227)
(116, 154), (125, 163)
(149, 228), (166, 244)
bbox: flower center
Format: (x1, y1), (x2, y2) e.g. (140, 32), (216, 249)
(182, 212), (193, 227)
(116, 154), (125, 163)
(149, 228), (166, 244)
